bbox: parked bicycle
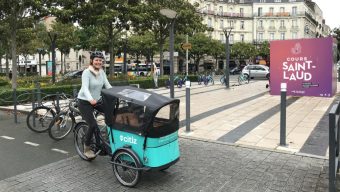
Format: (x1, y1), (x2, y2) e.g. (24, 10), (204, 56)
(26, 93), (72, 133)
(238, 72), (249, 85)
(48, 99), (81, 141)
(166, 75), (184, 88)
(203, 74), (214, 85)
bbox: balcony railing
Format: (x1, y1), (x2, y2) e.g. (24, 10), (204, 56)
(257, 26), (265, 31)
(200, 10), (252, 18)
(268, 26), (276, 31)
(278, 26), (287, 31)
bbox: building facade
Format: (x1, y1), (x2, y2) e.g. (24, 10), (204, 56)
(189, 0), (331, 44)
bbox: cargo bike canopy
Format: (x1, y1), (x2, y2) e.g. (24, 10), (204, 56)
(101, 86), (180, 138)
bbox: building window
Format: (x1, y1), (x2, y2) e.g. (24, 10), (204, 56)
(207, 4), (211, 11)
(269, 7), (274, 15)
(258, 7), (262, 16)
(220, 33), (224, 42)
(208, 18), (212, 28)
(274, 0), (281, 2)
(220, 20), (224, 29)
(270, 33), (274, 40)
(280, 7), (284, 13)
(258, 33), (263, 42)
(229, 34), (234, 44)
(240, 21), (244, 29)
(229, 0), (234, 3)
(292, 32), (297, 39)
(259, 20), (263, 27)
(240, 8), (244, 17)
(219, 6), (223, 15)
(229, 20), (234, 28)
(260, 0), (265, 2)
(270, 20), (274, 27)
(292, 20), (297, 27)
(292, 7), (297, 16)
(281, 32), (285, 40)
(280, 20), (284, 27)
(289, 0), (296, 2)
(240, 0), (244, 3)
(240, 34), (244, 42)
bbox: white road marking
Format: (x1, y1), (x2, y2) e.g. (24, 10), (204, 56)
(24, 141), (40, 147)
(51, 148), (69, 154)
(0, 136), (15, 140)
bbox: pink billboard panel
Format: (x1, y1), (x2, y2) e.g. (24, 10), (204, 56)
(270, 37), (337, 97)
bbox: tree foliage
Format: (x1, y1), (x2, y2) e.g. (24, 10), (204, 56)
(231, 42), (257, 60)
(134, 0), (206, 75)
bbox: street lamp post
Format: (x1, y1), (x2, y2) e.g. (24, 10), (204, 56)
(160, 8), (177, 98)
(48, 32), (57, 83)
(223, 27), (233, 88)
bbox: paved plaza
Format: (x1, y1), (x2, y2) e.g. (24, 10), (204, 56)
(0, 78), (339, 191)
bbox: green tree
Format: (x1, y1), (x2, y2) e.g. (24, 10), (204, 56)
(0, 0), (50, 88)
(208, 39), (225, 69)
(134, 0), (206, 75)
(257, 41), (270, 63)
(53, 0), (139, 78)
(188, 33), (212, 72)
(50, 21), (79, 73)
(333, 28), (340, 61)
(231, 42), (257, 61)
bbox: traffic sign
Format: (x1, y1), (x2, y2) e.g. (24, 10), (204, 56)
(181, 43), (192, 50)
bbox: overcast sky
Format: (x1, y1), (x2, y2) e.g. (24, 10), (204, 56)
(312, 0), (339, 29)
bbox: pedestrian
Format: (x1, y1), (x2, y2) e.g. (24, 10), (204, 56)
(77, 51), (112, 159)
(152, 63), (160, 88)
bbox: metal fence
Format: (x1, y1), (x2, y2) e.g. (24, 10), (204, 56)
(329, 101), (340, 192)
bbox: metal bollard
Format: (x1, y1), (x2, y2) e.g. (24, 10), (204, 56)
(13, 88), (18, 124)
(280, 83), (287, 146)
(185, 80), (191, 132)
(338, 68), (340, 82)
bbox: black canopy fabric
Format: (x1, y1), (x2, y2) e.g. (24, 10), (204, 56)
(101, 86), (179, 112)
(101, 86), (180, 131)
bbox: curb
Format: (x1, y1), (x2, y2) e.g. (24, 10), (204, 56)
(179, 134), (329, 160)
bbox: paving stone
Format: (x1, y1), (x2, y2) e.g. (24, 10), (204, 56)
(0, 138), (329, 192)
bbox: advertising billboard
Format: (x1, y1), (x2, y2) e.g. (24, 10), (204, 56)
(270, 37), (337, 97)
(46, 61), (52, 76)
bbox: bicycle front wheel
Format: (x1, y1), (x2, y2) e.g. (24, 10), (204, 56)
(74, 122), (97, 161)
(26, 106), (56, 133)
(48, 111), (75, 141)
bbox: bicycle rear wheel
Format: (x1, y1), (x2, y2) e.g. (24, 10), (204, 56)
(112, 150), (141, 187)
(26, 106), (56, 133)
(48, 111), (75, 141)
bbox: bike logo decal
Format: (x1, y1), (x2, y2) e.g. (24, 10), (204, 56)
(119, 135), (137, 145)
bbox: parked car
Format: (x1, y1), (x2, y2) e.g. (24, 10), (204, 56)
(242, 65), (270, 79)
(230, 66), (241, 75)
(58, 70), (83, 82)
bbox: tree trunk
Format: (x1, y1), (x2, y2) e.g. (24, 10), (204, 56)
(159, 43), (164, 76)
(60, 52), (63, 74)
(5, 54), (9, 80)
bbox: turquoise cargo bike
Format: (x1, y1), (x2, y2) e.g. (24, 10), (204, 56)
(73, 86), (180, 187)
